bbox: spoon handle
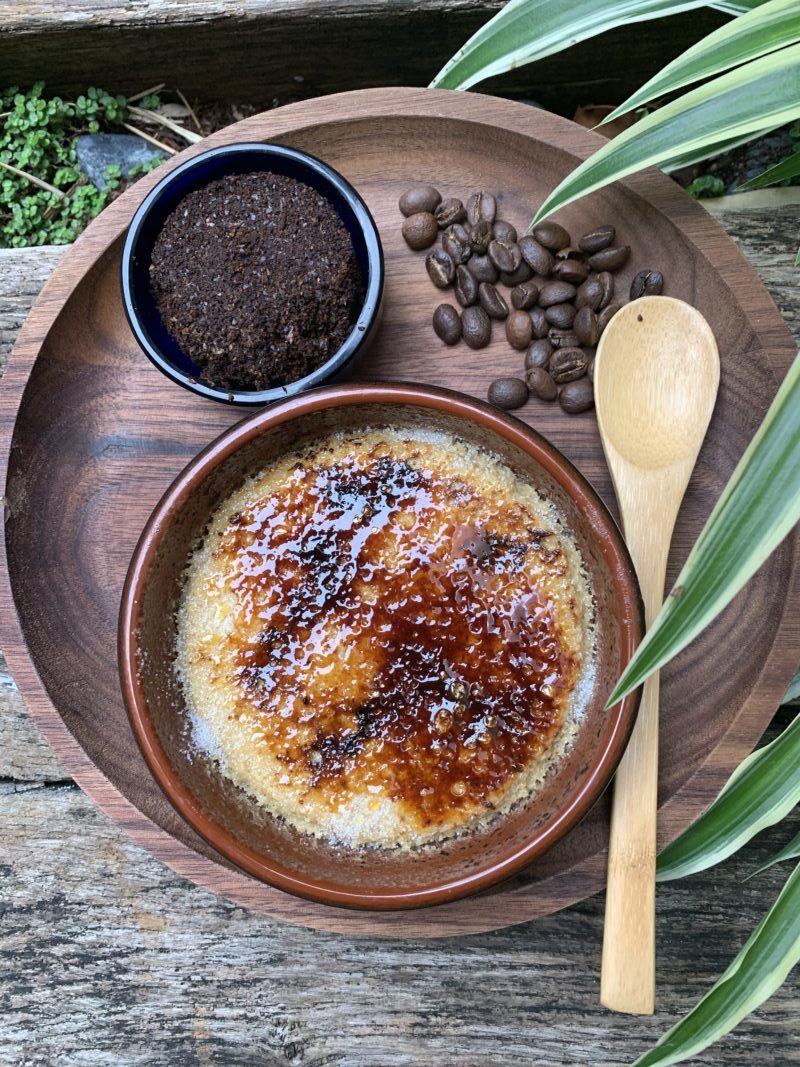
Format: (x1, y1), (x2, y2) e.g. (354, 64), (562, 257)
(600, 530), (671, 1015)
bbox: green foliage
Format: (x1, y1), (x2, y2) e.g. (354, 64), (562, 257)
(0, 81), (164, 249)
(656, 712), (800, 881)
(686, 173), (726, 196)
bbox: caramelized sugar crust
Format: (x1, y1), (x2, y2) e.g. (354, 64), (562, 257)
(177, 429), (594, 848)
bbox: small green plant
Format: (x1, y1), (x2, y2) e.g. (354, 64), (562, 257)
(686, 174), (726, 197)
(0, 81), (165, 248)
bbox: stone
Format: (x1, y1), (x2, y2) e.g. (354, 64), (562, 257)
(75, 133), (167, 189)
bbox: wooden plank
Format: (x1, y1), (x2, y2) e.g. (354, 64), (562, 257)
(1, 763), (797, 1065)
(0, 1), (727, 115)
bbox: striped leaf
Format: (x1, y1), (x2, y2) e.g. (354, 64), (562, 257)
(785, 668), (800, 703)
(661, 129), (771, 171)
(740, 149), (800, 188)
(531, 44), (800, 225)
(632, 861), (800, 1066)
(429, 1), (736, 91)
(656, 713), (800, 882)
(604, 348), (800, 708)
(747, 828), (800, 879)
(603, 0), (800, 124)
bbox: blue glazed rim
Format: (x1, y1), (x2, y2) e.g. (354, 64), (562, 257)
(120, 142), (385, 406)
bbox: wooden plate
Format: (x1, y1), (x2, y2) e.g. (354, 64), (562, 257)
(1, 89), (797, 938)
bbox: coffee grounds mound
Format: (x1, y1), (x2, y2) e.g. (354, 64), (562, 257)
(149, 171), (364, 392)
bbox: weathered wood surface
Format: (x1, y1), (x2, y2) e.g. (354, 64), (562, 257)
(2, 91), (797, 936)
(0, 0), (727, 115)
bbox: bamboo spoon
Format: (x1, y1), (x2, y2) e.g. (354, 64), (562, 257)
(594, 296), (719, 1015)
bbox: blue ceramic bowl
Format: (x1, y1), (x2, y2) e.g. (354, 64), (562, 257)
(121, 143), (385, 405)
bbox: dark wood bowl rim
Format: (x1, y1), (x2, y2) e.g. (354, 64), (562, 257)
(118, 381), (644, 909)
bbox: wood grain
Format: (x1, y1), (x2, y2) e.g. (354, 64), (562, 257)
(0, 0), (726, 115)
(0, 89), (797, 940)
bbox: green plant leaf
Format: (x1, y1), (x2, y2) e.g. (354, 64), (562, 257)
(605, 347), (800, 708)
(740, 148), (800, 188)
(656, 713), (800, 882)
(604, 0), (800, 124)
(746, 827), (800, 879)
(532, 43), (800, 225)
(632, 861), (800, 1066)
(784, 668), (800, 702)
(429, 0), (728, 91)
(661, 129), (769, 171)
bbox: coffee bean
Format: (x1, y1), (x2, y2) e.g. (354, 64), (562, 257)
(442, 224), (472, 265)
(426, 248), (455, 288)
(488, 377), (528, 410)
(597, 271), (615, 309)
(555, 245), (585, 263)
(467, 191), (497, 227)
(469, 219), (493, 255)
(573, 306), (599, 347)
(402, 212), (438, 250)
(454, 264), (479, 307)
(506, 309), (533, 350)
(553, 258), (588, 285)
(399, 185), (442, 217)
(588, 245), (631, 272)
(575, 276), (603, 311)
(462, 306), (491, 348)
(511, 281), (539, 310)
(550, 348), (588, 384)
(587, 357), (595, 381)
(492, 219), (517, 243)
(526, 367), (558, 401)
(518, 235), (554, 276)
(545, 303), (577, 329)
(478, 282), (509, 319)
(578, 225), (615, 255)
(525, 338), (553, 371)
(435, 198), (466, 228)
(470, 254), (499, 284)
(499, 262), (533, 287)
(488, 238), (522, 274)
(432, 304), (461, 345)
(549, 327), (580, 349)
(533, 221), (571, 251)
(530, 306), (549, 339)
(597, 302), (624, 334)
(538, 281), (577, 308)
(559, 378), (594, 414)
(630, 269), (664, 299)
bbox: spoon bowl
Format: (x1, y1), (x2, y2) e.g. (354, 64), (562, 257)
(596, 297), (720, 470)
(594, 297), (720, 1014)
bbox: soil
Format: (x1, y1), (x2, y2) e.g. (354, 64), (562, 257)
(149, 171), (363, 392)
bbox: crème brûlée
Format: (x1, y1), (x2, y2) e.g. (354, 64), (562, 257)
(176, 427), (596, 849)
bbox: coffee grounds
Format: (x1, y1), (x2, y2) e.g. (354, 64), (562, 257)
(149, 171), (363, 392)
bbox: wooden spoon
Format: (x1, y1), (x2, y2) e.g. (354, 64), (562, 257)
(594, 296), (720, 1015)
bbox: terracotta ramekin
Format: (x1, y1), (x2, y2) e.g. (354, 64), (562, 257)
(119, 383), (643, 910)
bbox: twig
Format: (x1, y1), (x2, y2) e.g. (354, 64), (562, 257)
(126, 83), (166, 104)
(121, 122), (177, 155)
(0, 159), (65, 197)
(43, 179), (81, 220)
(129, 104), (203, 144)
(175, 89), (203, 134)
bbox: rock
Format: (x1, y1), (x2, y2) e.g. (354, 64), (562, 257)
(75, 133), (167, 189)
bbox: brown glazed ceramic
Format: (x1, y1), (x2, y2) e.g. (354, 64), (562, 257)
(119, 382), (643, 909)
